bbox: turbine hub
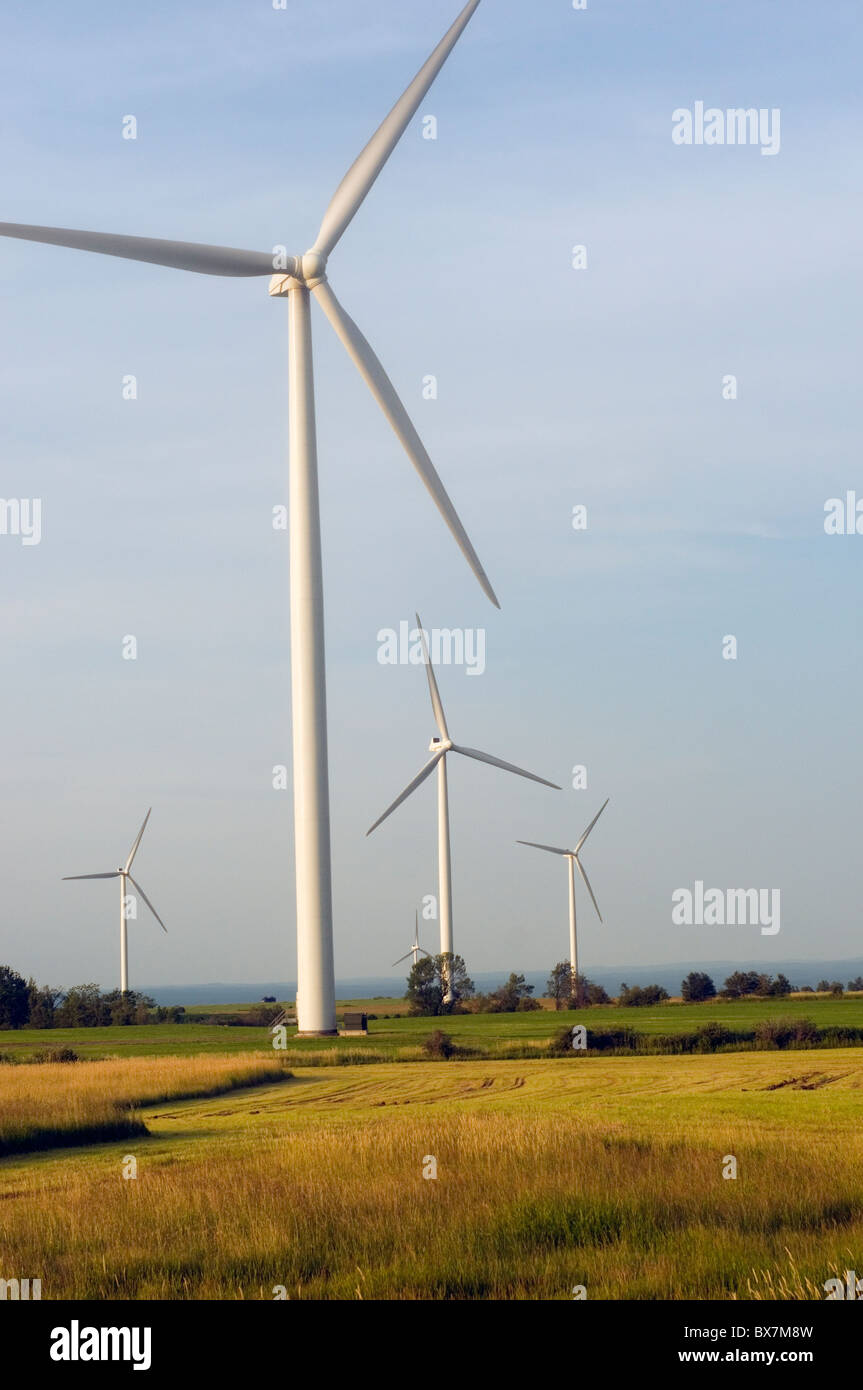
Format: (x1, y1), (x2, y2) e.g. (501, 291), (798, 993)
(429, 736), (453, 754)
(269, 249), (328, 298)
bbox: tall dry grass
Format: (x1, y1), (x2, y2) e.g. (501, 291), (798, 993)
(0, 1054), (291, 1156)
(2, 1110), (861, 1299)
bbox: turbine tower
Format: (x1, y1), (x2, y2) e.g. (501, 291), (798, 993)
(392, 911), (431, 969)
(517, 799), (609, 993)
(1, 1), (494, 1036)
(62, 809), (168, 994)
(369, 615), (559, 1001)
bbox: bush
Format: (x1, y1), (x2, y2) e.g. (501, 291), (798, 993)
(422, 1030), (457, 1060)
(33, 1048), (79, 1064)
(754, 1017), (818, 1049)
(551, 1026), (642, 1054)
(617, 984), (669, 1007)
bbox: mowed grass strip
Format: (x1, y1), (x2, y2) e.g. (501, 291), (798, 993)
(2, 1052), (863, 1299)
(0, 1054), (292, 1156)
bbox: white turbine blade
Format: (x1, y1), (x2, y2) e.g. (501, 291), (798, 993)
(127, 875), (168, 932)
(0, 223), (282, 277)
(124, 808), (152, 872)
(392, 952), (413, 967)
(574, 798), (610, 855)
(453, 745), (560, 790)
(574, 855), (603, 923)
(414, 612), (449, 738)
(312, 0), (482, 259)
(515, 841), (569, 857)
(366, 752), (443, 836)
(62, 872), (120, 880)
(312, 280), (499, 607)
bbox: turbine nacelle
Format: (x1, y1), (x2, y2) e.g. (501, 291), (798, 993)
(429, 735), (453, 754)
(269, 250), (329, 297)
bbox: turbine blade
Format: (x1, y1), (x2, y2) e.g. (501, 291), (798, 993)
(453, 745), (560, 790)
(61, 872), (120, 880)
(515, 841), (569, 857)
(574, 798), (610, 855)
(574, 855), (603, 923)
(312, 0), (482, 259)
(312, 280), (499, 607)
(414, 612), (449, 738)
(127, 875), (168, 932)
(392, 952), (413, 966)
(0, 223), (282, 277)
(366, 752), (442, 836)
(124, 808), (152, 872)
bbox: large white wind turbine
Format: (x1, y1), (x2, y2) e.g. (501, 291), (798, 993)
(517, 800), (609, 993)
(1, 1), (494, 1035)
(369, 616), (560, 1001)
(392, 911), (431, 969)
(62, 809), (167, 994)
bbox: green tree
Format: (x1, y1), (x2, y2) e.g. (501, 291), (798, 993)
(618, 983), (669, 1007)
(485, 973), (538, 1013)
(768, 973), (792, 997)
(55, 984), (108, 1028)
(26, 980), (63, 1029)
(722, 971), (762, 999)
(681, 972), (716, 1002)
(0, 965), (30, 1029)
(405, 953), (473, 1015)
(546, 962), (573, 1010)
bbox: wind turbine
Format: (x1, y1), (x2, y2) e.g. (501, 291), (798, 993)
(517, 799), (609, 996)
(369, 615), (560, 1001)
(62, 809), (167, 994)
(392, 911), (431, 970)
(1, 0), (495, 1036)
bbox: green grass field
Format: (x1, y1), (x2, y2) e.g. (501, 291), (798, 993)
(2, 1048), (862, 1299)
(3, 994), (863, 1062)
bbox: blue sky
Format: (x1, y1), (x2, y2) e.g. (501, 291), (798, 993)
(1, 0), (860, 992)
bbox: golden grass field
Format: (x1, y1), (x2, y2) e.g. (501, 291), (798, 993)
(1, 1048), (863, 1299)
(0, 1054), (292, 1156)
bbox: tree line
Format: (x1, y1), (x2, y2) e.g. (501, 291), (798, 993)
(0, 967), (185, 1029)
(402, 957), (863, 1017)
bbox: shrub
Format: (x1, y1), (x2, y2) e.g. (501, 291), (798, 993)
(422, 1030), (457, 1060)
(754, 1017), (818, 1049)
(33, 1048), (79, 1064)
(617, 984), (669, 1007)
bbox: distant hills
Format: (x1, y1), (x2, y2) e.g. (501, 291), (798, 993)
(141, 958), (863, 1006)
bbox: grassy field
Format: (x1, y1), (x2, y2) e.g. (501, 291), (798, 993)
(1, 1049), (862, 1299)
(3, 994), (863, 1062)
(0, 1054), (292, 1156)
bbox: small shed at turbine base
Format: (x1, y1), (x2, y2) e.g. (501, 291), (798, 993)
(341, 1012), (368, 1036)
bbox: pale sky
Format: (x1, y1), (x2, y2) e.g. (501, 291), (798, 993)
(0, 0), (860, 992)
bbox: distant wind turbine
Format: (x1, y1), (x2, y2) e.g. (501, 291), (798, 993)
(369, 615), (560, 1001)
(62, 809), (167, 994)
(1, 0), (493, 1036)
(517, 800), (609, 990)
(392, 911), (431, 969)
